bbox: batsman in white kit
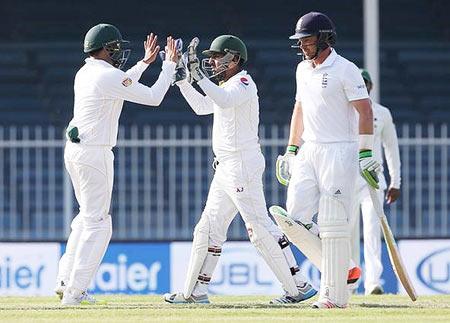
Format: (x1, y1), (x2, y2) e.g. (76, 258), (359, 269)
(271, 12), (381, 309)
(54, 23), (178, 305)
(351, 69), (401, 295)
(164, 35), (317, 304)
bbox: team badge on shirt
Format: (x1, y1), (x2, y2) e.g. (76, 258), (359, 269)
(240, 77), (249, 86)
(321, 73), (328, 88)
(122, 77), (133, 87)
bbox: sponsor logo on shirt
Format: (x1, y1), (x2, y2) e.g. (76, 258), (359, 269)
(122, 78), (133, 87)
(240, 77), (249, 86)
(357, 84), (366, 89)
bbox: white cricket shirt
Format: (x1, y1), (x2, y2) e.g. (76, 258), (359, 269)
(69, 58), (175, 147)
(178, 70), (260, 160)
(357, 102), (401, 189)
(296, 49), (369, 143)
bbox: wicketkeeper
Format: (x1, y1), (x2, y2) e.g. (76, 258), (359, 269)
(164, 35), (316, 304)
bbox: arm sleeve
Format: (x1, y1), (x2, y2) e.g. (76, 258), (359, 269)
(197, 76), (251, 109)
(177, 80), (214, 115)
(125, 60), (149, 82)
(295, 63), (302, 102)
(102, 61), (176, 107)
(381, 109), (401, 188)
(343, 63), (370, 102)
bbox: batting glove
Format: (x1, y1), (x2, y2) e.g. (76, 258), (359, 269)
(276, 145), (298, 186)
(359, 150), (381, 189)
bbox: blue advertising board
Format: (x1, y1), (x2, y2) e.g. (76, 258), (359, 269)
(61, 242), (170, 294)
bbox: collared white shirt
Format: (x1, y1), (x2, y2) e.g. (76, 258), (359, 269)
(296, 49), (369, 143)
(178, 70), (260, 160)
(69, 58), (175, 147)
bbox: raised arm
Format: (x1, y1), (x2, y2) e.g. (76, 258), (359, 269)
(103, 36), (178, 107)
(177, 81), (214, 115)
(197, 77), (250, 109)
(125, 33), (160, 81)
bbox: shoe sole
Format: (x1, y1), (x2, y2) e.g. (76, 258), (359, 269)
(270, 288), (317, 304)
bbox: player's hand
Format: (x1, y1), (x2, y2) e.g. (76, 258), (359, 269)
(186, 37), (205, 82)
(359, 150), (382, 189)
(386, 187), (400, 204)
(142, 33), (160, 65)
(276, 145), (298, 186)
(164, 36), (179, 63)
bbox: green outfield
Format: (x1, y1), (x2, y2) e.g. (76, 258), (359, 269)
(0, 295), (449, 322)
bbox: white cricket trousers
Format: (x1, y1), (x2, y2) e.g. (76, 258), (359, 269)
(352, 183), (384, 293)
(57, 141), (114, 293)
(286, 141), (358, 306)
(203, 149), (282, 246)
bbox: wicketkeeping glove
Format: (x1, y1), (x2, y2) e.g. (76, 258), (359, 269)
(359, 150), (382, 189)
(186, 37), (205, 83)
(276, 145), (299, 186)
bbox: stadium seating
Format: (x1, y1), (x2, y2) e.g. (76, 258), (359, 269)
(0, 0), (448, 126)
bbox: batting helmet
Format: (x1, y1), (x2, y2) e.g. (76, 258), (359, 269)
(83, 23), (131, 69)
(290, 12), (336, 60)
(202, 35), (247, 63)
(360, 68), (372, 84)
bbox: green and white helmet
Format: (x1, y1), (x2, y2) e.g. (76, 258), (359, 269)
(83, 23), (131, 69)
(201, 35), (247, 79)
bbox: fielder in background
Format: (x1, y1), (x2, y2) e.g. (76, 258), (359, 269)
(351, 68), (401, 295)
(272, 12), (381, 309)
(55, 23), (178, 305)
(164, 35), (316, 304)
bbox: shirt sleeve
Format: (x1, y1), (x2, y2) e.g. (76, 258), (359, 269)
(177, 80), (214, 115)
(101, 61), (176, 106)
(342, 63), (369, 102)
(197, 76), (252, 109)
(295, 63), (302, 102)
(125, 60), (149, 82)
(381, 109), (401, 188)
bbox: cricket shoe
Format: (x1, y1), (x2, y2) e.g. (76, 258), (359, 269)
(367, 285), (384, 295)
(54, 280), (66, 300)
(347, 266), (361, 285)
(270, 283), (317, 304)
(164, 292), (210, 304)
(311, 300), (346, 309)
(61, 289), (98, 306)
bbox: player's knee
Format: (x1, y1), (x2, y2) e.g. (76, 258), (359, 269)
(82, 214), (112, 234)
(318, 195), (349, 238)
(70, 215), (83, 231)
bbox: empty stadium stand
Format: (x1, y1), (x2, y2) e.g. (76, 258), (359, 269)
(0, 0), (448, 126)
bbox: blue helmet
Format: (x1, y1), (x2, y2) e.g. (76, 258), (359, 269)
(290, 12), (336, 58)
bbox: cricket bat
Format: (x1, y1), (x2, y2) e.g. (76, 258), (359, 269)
(368, 186), (418, 301)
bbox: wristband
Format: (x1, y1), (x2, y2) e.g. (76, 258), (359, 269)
(359, 134), (374, 151)
(286, 145), (299, 155)
(359, 150), (373, 159)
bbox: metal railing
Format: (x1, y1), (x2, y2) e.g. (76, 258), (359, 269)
(0, 124), (448, 241)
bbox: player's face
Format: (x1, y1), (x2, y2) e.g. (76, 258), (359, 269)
(298, 35), (318, 60)
(209, 53), (223, 73)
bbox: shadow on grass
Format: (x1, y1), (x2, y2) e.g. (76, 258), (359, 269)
(0, 302), (313, 311)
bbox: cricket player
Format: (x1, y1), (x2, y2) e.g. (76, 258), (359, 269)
(164, 35), (316, 304)
(54, 23), (178, 305)
(273, 12), (381, 308)
(351, 69), (401, 295)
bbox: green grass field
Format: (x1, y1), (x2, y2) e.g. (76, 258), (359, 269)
(1, 295), (449, 322)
